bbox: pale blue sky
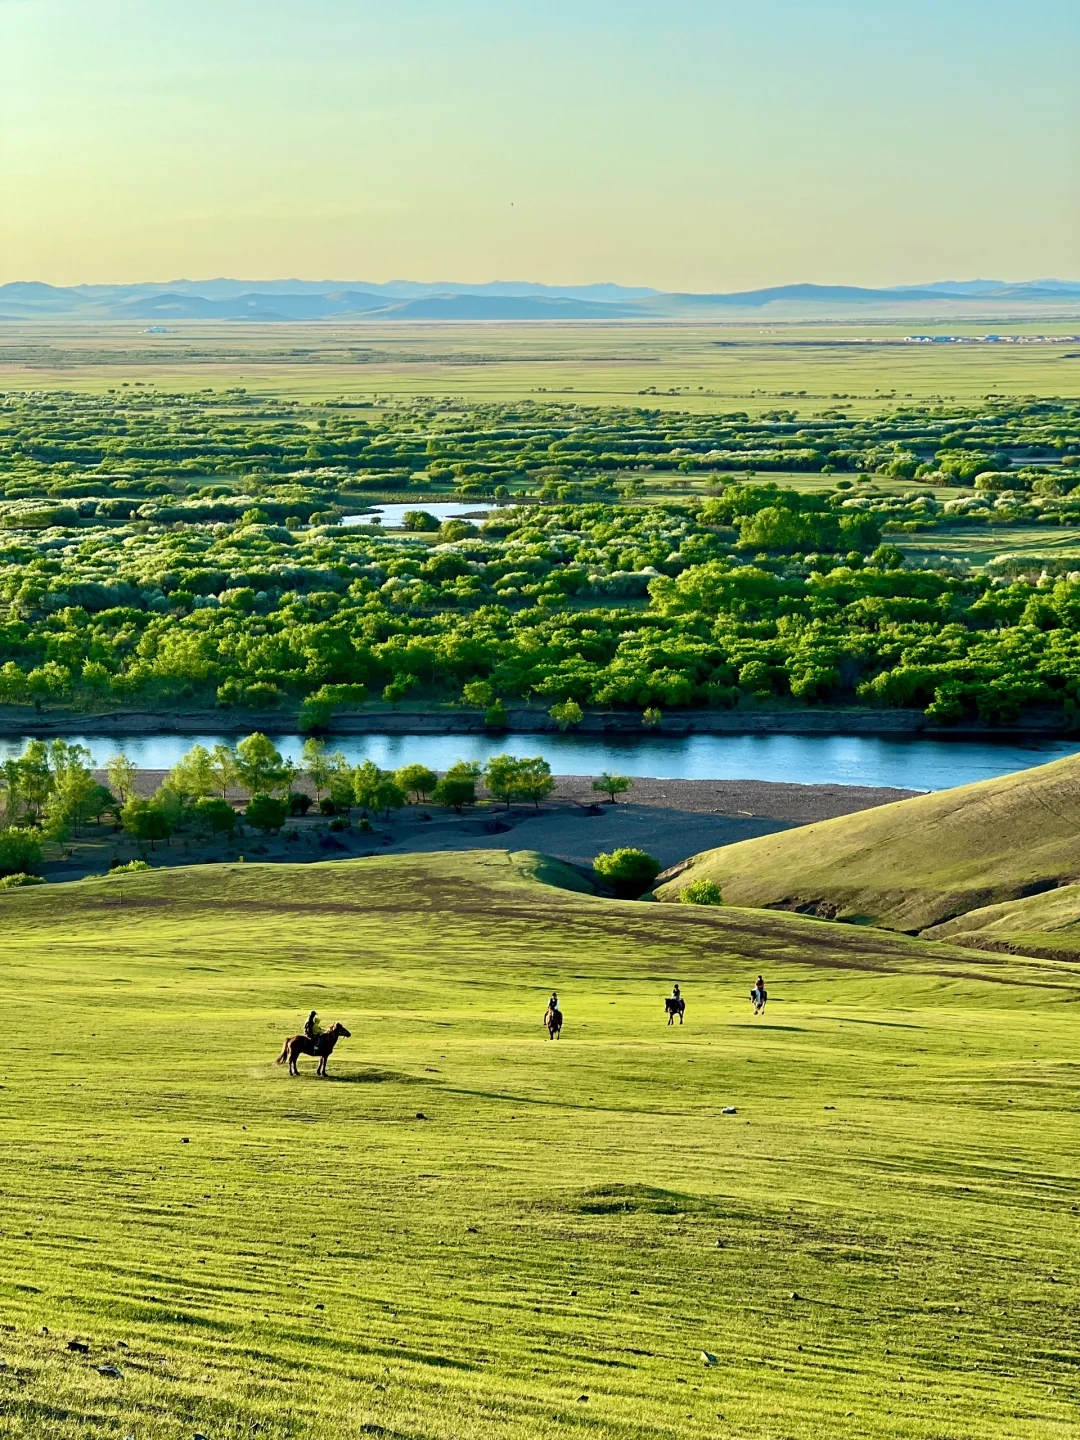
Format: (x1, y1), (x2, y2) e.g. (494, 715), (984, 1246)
(1, 0), (1076, 288)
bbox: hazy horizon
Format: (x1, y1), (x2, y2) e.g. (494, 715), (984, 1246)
(2, 0), (1076, 291)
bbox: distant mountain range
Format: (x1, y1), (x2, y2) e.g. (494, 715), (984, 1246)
(2, 277), (1079, 322)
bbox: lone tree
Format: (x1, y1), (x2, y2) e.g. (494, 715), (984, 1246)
(592, 847), (661, 900)
(394, 763), (438, 804)
(593, 772), (633, 804)
(235, 733), (288, 796)
(514, 756), (554, 809)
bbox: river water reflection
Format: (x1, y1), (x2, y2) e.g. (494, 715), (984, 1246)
(1, 731), (1077, 792)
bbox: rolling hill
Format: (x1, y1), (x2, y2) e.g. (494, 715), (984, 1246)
(654, 752), (1080, 933)
(922, 881), (1080, 959)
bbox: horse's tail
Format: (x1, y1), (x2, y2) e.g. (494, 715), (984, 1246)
(275, 1039), (291, 1065)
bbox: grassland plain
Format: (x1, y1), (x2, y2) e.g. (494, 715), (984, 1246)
(1, 322), (1078, 410)
(0, 851), (1079, 1440)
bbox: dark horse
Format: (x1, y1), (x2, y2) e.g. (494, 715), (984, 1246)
(665, 997), (686, 1026)
(275, 1021), (351, 1076)
(544, 1005), (563, 1040)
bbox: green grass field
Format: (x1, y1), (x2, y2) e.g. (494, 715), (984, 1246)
(1, 850), (1079, 1439)
(2, 321), (1077, 411)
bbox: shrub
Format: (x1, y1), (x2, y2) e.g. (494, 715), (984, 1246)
(319, 796), (338, 815)
(403, 510), (440, 532)
(642, 706), (663, 727)
(0, 872), (44, 889)
(484, 698), (509, 729)
(0, 826), (43, 878)
(549, 699), (583, 731)
(108, 859), (152, 874)
(328, 816), (350, 832)
(288, 791), (312, 815)
(245, 793), (288, 834)
(592, 847), (662, 899)
(679, 878), (723, 906)
(192, 796), (237, 837)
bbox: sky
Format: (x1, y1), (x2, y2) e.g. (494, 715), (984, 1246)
(0, 0), (1077, 291)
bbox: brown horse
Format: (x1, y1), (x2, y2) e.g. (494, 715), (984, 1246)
(275, 1022), (351, 1076)
(544, 1005), (563, 1040)
(665, 997), (686, 1026)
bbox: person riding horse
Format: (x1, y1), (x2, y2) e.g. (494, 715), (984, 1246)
(751, 976), (768, 1013)
(304, 1010), (328, 1054)
(665, 984), (686, 1025)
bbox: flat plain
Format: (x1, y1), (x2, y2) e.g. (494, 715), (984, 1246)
(2, 321), (1078, 410)
(1, 851), (1078, 1440)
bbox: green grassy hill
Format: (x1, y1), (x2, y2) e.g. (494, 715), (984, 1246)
(923, 881), (1080, 959)
(1, 850), (1079, 1439)
(654, 752), (1080, 932)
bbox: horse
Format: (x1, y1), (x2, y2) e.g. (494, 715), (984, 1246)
(751, 986), (768, 1016)
(275, 1021), (352, 1076)
(665, 996), (686, 1026)
(544, 1005), (563, 1040)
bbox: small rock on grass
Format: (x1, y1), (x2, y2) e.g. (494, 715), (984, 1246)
(66, 1339), (90, 1353)
(701, 1350), (718, 1366)
(722, 1106), (737, 1114)
(96, 1364), (123, 1377)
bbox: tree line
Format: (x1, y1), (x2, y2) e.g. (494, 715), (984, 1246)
(0, 734), (639, 879)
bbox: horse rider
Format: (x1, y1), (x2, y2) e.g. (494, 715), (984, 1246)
(304, 1010), (322, 1046)
(671, 983), (681, 1004)
(547, 991), (559, 1016)
(751, 975), (766, 1007)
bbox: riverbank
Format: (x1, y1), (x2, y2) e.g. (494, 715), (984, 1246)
(2, 703), (1076, 738)
(44, 773), (920, 886)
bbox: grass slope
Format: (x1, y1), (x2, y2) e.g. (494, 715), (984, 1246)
(655, 752), (1080, 932)
(1, 849), (1079, 1439)
(924, 882), (1080, 960)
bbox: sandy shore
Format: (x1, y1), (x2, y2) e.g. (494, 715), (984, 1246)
(44, 772), (918, 884)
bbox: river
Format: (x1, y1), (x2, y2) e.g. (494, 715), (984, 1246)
(2, 731), (1077, 792)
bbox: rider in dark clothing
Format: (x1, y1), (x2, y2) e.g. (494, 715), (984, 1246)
(547, 992), (559, 1015)
(304, 1010), (320, 1040)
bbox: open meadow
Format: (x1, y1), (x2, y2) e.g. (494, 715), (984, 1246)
(2, 321), (1078, 411)
(1, 850), (1078, 1440)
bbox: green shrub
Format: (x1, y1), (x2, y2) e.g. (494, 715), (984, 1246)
(679, 878), (723, 906)
(109, 859), (152, 874)
(0, 827), (43, 878)
(592, 848), (662, 899)
(549, 699), (583, 730)
(0, 871), (45, 888)
(245, 793), (288, 834)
